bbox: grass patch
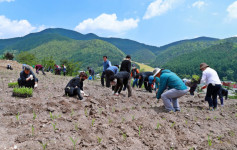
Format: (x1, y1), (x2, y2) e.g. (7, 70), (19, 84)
(8, 82), (18, 88)
(229, 94), (237, 99)
(13, 87), (33, 98)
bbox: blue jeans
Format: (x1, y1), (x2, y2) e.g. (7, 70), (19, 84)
(132, 78), (138, 87)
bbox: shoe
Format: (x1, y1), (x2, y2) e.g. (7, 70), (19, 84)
(78, 97), (83, 100)
(209, 107), (214, 111)
(114, 93), (119, 96)
(221, 104), (224, 107)
(175, 109), (180, 112)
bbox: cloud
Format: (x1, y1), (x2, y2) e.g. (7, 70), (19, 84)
(0, 0), (14, 2)
(227, 1), (237, 20)
(75, 13), (139, 34)
(143, 0), (182, 20)
(0, 15), (45, 39)
(192, 1), (205, 9)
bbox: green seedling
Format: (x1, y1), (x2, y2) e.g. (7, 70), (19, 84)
(8, 82), (18, 88)
(162, 118), (166, 120)
(206, 117), (210, 121)
(194, 117), (197, 121)
(122, 132), (127, 140)
(229, 131), (235, 137)
(214, 116), (217, 120)
(92, 119), (95, 126)
(16, 112), (20, 121)
(139, 126), (142, 136)
(75, 123), (79, 131)
(97, 137), (102, 144)
(108, 118), (112, 124)
(122, 117), (125, 123)
(32, 125), (35, 136)
(171, 122), (175, 128)
(132, 115), (135, 121)
(71, 109), (74, 117)
(217, 136), (222, 140)
(52, 123), (58, 131)
(112, 107), (115, 112)
(208, 135), (212, 146)
(131, 107), (135, 110)
(185, 120), (188, 125)
(40, 142), (47, 150)
(13, 87), (33, 97)
(49, 112), (54, 120)
(235, 113), (237, 117)
(33, 111), (36, 120)
(85, 108), (88, 117)
(189, 147), (194, 150)
(70, 137), (78, 150)
(156, 121), (160, 130)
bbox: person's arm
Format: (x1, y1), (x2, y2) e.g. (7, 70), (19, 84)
(127, 61), (131, 73)
(200, 71), (207, 85)
(30, 70), (38, 83)
(108, 61), (112, 67)
(157, 76), (167, 99)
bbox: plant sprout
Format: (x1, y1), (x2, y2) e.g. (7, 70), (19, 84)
(92, 119), (95, 126)
(139, 126), (142, 136)
(40, 142), (47, 150)
(185, 120), (188, 125)
(49, 112), (54, 120)
(70, 137), (78, 150)
(97, 137), (102, 144)
(122, 132), (127, 140)
(108, 118), (112, 124)
(33, 111), (36, 120)
(206, 117), (210, 121)
(99, 108), (103, 115)
(32, 125), (35, 136)
(171, 122), (175, 128)
(132, 115), (135, 121)
(71, 109), (74, 117)
(156, 121), (160, 130)
(75, 123), (79, 131)
(208, 135), (212, 146)
(85, 108), (88, 117)
(122, 117), (125, 123)
(112, 107), (115, 113)
(52, 123), (58, 131)
(16, 112), (20, 121)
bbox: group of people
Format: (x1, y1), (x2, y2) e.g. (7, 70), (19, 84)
(16, 55), (228, 112)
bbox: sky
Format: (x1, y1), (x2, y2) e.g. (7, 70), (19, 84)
(0, 0), (237, 46)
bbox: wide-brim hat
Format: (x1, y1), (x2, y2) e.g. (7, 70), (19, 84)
(200, 63), (209, 70)
(153, 68), (161, 77)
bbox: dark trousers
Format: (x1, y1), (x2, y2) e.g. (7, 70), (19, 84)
(205, 84), (221, 108)
(147, 83), (152, 93)
(65, 87), (82, 100)
(101, 72), (105, 86)
(144, 81), (149, 91)
(218, 87), (228, 105)
(190, 84), (197, 95)
(36, 68), (46, 75)
(18, 78), (37, 88)
(114, 78), (123, 94)
(105, 70), (114, 88)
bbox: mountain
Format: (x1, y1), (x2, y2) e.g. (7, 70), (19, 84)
(163, 42), (237, 81)
(28, 39), (125, 72)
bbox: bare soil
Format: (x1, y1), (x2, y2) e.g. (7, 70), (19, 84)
(0, 60), (237, 150)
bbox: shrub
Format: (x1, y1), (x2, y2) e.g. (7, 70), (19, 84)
(3, 52), (14, 60)
(8, 82), (18, 88)
(13, 87), (33, 97)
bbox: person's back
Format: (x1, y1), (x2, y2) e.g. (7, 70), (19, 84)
(160, 70), (187, 91)
(201, 67), (221, 85)
(107, 66), (119, 74)
(120, 60), (131, 73)
(66, 76), (82, 89)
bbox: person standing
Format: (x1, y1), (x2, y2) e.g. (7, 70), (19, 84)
(200, 63), (222, 110)
(62, 64), (67, 76)
(154, 68), (188, 112)
(120, 55), (132, 97)
(101, 56), (112, 86)
(87, 67), (95, 80)
(131, 64), (140, 88)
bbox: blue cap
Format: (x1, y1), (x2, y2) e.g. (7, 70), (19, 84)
(148, 76), (154, 84)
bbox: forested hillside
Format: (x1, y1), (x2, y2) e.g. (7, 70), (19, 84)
(163, 42), (237, 81)
(28, 39), (125, 72)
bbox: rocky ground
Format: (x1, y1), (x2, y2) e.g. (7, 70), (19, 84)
(0, 60), (237, 150)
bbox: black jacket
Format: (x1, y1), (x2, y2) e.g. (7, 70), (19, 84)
(20, 70), (38, 82)
(65, 77), (83, 90)
(138, 72), (153, 88)
(114, 71), (130, 87)
(120, 60), (131, 73)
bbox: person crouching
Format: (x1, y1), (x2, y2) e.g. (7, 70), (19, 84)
(18, 65), (38, 88)
(65, 72), (88, 100)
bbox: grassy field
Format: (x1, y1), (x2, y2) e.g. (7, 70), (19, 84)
(133, 61), (154, 72)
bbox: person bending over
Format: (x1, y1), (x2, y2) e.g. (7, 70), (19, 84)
(113, 71), (130, 97)
(105, 65), (119, 88)
(65, 72), (88, 100)
(18, 65), (38, 88)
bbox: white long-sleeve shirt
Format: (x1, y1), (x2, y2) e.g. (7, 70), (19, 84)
(200, 67), (221, 85)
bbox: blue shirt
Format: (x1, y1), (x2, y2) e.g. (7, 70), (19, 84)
(107, 66), (119, 74)
(103, 60), (112, 71)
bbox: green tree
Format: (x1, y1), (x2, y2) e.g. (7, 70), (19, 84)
(16, 51), (38, 66)
(60, 59), (81, 76)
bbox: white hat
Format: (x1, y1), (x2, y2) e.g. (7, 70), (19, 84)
(153, 68), (161, 77)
